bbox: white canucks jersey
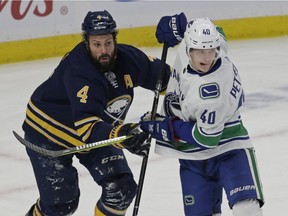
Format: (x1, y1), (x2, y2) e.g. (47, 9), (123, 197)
(155, 40), (253, 160)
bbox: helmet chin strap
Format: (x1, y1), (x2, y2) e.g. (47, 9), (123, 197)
(189, 62), (199, 72)
(208, 59), (217, 71)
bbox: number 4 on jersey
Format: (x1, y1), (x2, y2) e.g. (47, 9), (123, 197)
(77, 86), (89, 103)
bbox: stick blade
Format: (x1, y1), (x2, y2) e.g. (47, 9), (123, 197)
(12, 131), (59, 157)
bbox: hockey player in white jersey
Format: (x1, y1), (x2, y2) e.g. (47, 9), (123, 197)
(140, 13), (264, 216)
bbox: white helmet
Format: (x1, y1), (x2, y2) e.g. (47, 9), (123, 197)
(184, 18), (220, 51)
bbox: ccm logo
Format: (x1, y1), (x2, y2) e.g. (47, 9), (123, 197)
(102, 155), (125, 164)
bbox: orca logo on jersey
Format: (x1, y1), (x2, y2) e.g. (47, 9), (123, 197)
(163, 92), (182, 118)
(105, 95), (132, 124)
(200, 83), (220, 99)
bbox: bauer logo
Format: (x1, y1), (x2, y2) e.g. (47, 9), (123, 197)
(184, 195), (195, 206)
(200, 83), (220, 99)
(230, 185), (256, 196)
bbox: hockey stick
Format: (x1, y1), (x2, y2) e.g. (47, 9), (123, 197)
(132, 43), (169, 216)
(13, 130), (130, 157)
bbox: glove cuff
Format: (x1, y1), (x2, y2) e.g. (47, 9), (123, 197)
(109, 125), (125, 149)
(109, 125), (121, 139)
(178, 12), (187, 37)
(169, 116), (180, 141)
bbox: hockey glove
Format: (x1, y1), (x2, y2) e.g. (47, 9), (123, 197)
(110, 123), (150, 157)
(139, 112), (179, 142)
(156, 12), (187, 47)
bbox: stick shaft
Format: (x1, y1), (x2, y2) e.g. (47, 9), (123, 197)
(13, 130), (129, 157)
(132, 43), (169, 216)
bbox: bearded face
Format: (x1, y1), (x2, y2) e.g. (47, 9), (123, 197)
(87, 34), (117, 72)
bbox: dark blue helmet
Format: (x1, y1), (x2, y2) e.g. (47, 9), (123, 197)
(82, 10), (117, 38)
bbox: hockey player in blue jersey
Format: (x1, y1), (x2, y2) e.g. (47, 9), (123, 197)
(140, 13), (264, 215)
(22, 10), (171, 216)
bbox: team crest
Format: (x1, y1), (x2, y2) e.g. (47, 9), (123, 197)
(104, 95), (131, 124)
(163, 92), (182, 117)
(184, 195), (195, 206)
(200, 83), (220, 99)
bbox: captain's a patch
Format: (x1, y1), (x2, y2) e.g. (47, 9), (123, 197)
(200, 83), (220, 99)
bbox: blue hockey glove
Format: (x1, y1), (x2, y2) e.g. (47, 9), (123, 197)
(110, 123), (150, 157)
(139, 112), (179, 142)
(156, 12), (187, 47)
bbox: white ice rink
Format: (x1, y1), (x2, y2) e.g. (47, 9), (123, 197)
(1, 37), (288, 215)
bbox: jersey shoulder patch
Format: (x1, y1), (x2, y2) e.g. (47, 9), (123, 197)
(163, 92), (182, 117)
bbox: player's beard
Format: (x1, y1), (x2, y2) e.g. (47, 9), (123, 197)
(92, 48), (117, 72)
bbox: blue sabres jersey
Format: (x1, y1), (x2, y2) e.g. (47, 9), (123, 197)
(23, 42), (170, 149)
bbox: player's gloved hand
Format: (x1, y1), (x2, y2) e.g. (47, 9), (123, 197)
(156, 12), (187, 47)
(110, 123), (150, 157)
(139, 112), (179, 142)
